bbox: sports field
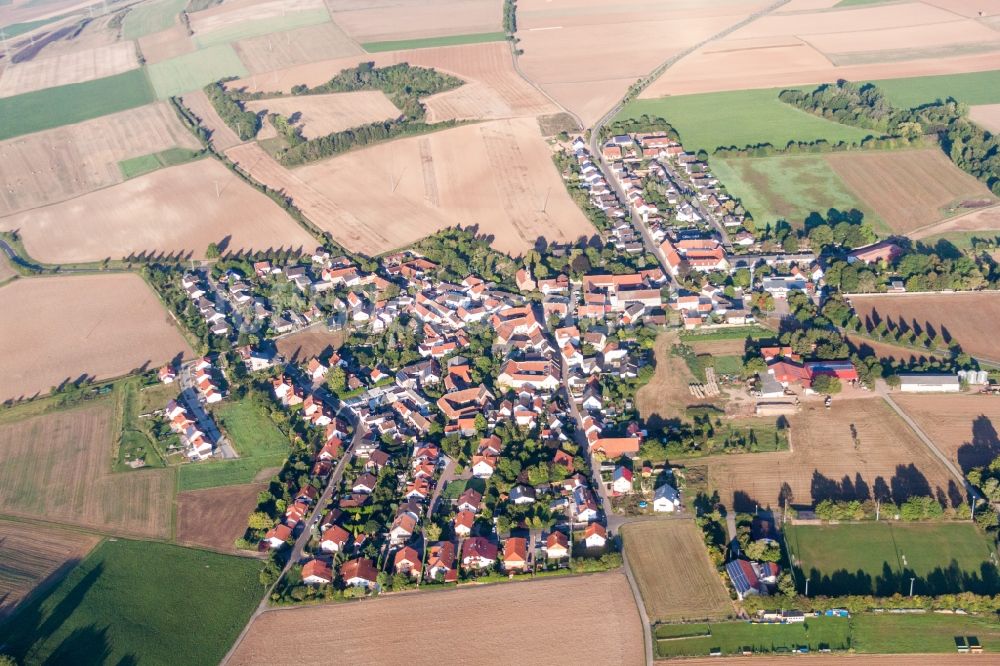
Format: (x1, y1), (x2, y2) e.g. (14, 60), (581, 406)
(0, 539), (262, 666)
(147, 44), (248, 99)
(786, 522), (999, 596)
(873, 69), (1000, 108)
(0, 69), (156, 141)
(656, 617), (850, 658)
(615, 89), (873, 154)
(362, 31), (506, 53)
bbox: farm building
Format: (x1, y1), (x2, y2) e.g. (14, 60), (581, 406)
(898, 374), (961, 393)
(805, 361), (858, 383)
(725, 559), (779, 600)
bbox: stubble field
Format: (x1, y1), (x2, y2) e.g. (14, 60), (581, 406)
(0, 101), (202, 216)
(0, 274), (193, 402)
(970, 103), (1000, 133)
(850, 293), (1000, 362)
(179, 89), (244, 151)
(0, 402), (174, 537)
(894, 394), (1000, 473)
(637, 332), (723, 421)
(176, 483), (265, 552)
(623, 520), (732, 623)
(0, 41), (139, 98)
(0, 158), (316, 264)
(908, 205), (1000, 242)
(137, 23), (196, 64)
(230, 571), (644, 665)
(233, 21), (361, 74)
(325, 0), (500, 43)
(0, 520), (100, 619)
(695, 398), (958, 511)
(245, 91), (401, 138)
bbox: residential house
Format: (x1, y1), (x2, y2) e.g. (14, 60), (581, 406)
(394, 546), (421, 579)
(301, 559), (333, 585)
(653, 483), (681, 512)
(320, 525), (351, 553)
(503, 537), (529, 572)
(582, 523), (607, 549)
(462, 537), (498, 570)
(545, 531), (570, 560)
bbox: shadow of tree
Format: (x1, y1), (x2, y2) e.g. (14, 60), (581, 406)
(957, 415), (1000, 474)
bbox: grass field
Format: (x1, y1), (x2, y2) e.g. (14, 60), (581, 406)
(852, 613), (1000, 653)
(0, 69), (155, 141)
(118, 147), (203, 179)
(679, 326), (774, 343)
(122, 0), (188, 40)
(147, 44), (248, 98)
(0, 539), (262, 665)
(362, 31), (507, 53)
(786, 522), (999, 596)
(179, 456), (285, 491)
(873, 70), (1000, 109)
(0, 13), (66, 38)
(711, 153), (882, 230)
(193, 8), (331, 49)
(213, 398), (288, 459)
(616, 89), (873, 154)
(656, 618), (851, 658)
(713, 355), (744, 376)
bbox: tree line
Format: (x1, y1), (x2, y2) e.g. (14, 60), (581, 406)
(204, 79), (261, 141)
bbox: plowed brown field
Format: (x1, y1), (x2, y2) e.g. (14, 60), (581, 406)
(234, 21), (361, 74)
(274, 327), (344, 362)
(894, 394), (1000, 473)
(0, 159), (316, 263)
(230, 571), (643, 665)
(0, 520), (100, 618)
(908, 205), (1000, 241)
(0, 402), (173, 537)
(695, 398), (957, 511)
(0, 41), (138, 97)
(850, 293), (1000, 362)
(0, 102), (201, 216)
(245, 91), (400, 138)
(0, 274), (193, 402)
(176, 483), (265, 552)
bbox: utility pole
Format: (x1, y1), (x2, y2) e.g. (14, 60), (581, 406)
(805, 579), (809, 597)
(909, 577), (915, 597)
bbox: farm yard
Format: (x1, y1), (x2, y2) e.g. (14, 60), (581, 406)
(0, 158), (317, 264)
(0, 274), (193, 403)
(0, 101), (203, 216)
(893, 394), (1000, 473)
(850, 293), (1000, 362)
(232, 22), (362, 74)
(0, 41), (139, 98)
(0, 539), (263, 666)
(694, 398), (958, 512)
(229, 571), (644, 665)
(623, 521), (733, 623)
(245, 91), (401, 139)
(785, 522), (999, 596)
(176, 483), (267, 551)
(325, 0), (501, 44)
(0, 520), (100, 619)
(0, 402), (174, 537)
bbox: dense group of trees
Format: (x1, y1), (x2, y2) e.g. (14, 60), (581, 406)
(412, 228), (520, 289)
(503, 0), (517, 34)
(204, 79), (261, 141)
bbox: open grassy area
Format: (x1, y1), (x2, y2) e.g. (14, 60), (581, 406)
(655, 618), (851, 658)
(0, 69), (155, 141)
(122, 0), (188, 39)
(852, 613), (1000, 653)
(362, 31), (507, 53)
(616, 89), (873, 154)
(118, 147), (204, 179)
(711, 153), (883, 230)
(147, 44), (248, 98)
(0, 539), (263, 665)
(193, 9), (331, 48)
(713, 355), (744, 376)
(873, 70), (1000, 109)
(213, 398), (289, 459)
(178, 455), (285, 491)
(679, 326), (774, 343)
(786, 522), (999, 596)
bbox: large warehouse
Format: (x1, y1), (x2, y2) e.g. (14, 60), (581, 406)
(898, 374), (961, 393)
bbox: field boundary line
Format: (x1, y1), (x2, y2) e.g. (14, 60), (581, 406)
(621, 543), (655, 666)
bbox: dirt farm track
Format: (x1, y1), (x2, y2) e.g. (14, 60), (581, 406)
(230, 571), (643, 665)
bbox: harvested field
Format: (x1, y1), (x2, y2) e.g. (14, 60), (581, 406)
(0, 402), (174, 537)
(623, 520), (732, 623)
(971, 103), (1000, 133)
(850, 293), (1000, 362)
(189, 0), (329, 47)
(0, 0), (97, 28)
(230, 571), (643, 665)
(637, 332), (722, 422)
(668, 657), (998, 665)
(826, 149), (996, 235)
(0, 520), (100, 619)
(233, 21), (361, 74)
(0, 274), (193, 402)
(325, 0), (500, 43)
(179, 89), (243, 151)
(908, 204), (1000, 241)
(0, 159), (316, 264)
(0, 101), (202, 216)
(0, 41), (138, 97)
(274, 327), (344, 362)
(696, 398), (958, 511)
(147, 44), (248, 99)
(688, 338), (746, 356)
(894, 394), (1000, 473)
(245, 91), (401, 139)
(0, 252), (17, 283)
(137, 23), (196, 64)
(227, 117), (594, 256)
(176, 483), (265, 552)
(845, 334), (945, 367)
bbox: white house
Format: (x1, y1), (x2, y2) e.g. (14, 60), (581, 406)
(653, 483), (681, 512)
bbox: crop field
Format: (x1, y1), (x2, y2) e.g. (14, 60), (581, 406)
(617, 89), (873, 154)
(137, 23), (196, 64)
(0, 401), (174, 537)
(227, 117), (593, 256)
(326, 0), (500, 44)
(0, 158), (316, 264)
(0, 520), (100, 619)
(118, 147), (203, 179)
(274, 327), (344, 361)
(712, 153), (879, 230)
(786, 522), (998, 596)
(0, 0), (88, 30)
(179, 89), (243, 150)
(0, 41), (138, 97)
(623, 521), (732, 623)
(696, 398), (957, 512)
(0, 68), (155, 141)
(893, 394), (1000, 473)
(874, 69), (1000, 108)
(179, 456), (284, 491)
(194, 8), (331, 49)
(656, 617), (850, 658)
(852, 613), (1000, 654)
(176, 482), (265, 551)
(147, 44), (248, 99)
(362, 31), (506, 53)
(0, 274), (192, 402)
(0, 539), (263, 666)
(230, 571), (643, 664)
(0, 101), (201, 216)
(0, 253), (16, 283)
(687, 338), (748, 356)
(850, 293), (1000, 362)
(245, 91), (401, 139)
(970, 103), (1000, 133)
(826, 148), (996, 235)
(122, 0), (188, 40)
(233, 21), (361, 74)
(908, 205), (1000, 243)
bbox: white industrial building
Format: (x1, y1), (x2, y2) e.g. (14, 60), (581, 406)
(898, 374), (961, 393)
